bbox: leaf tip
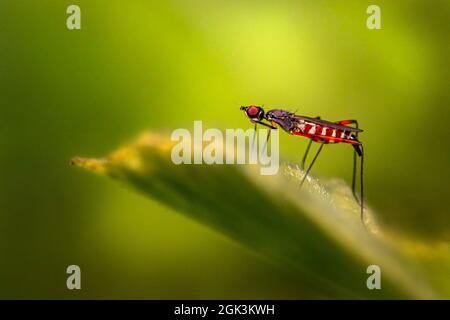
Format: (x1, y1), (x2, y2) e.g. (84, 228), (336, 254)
(70, 156), (107, 174)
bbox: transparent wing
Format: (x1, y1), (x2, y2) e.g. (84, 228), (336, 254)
(292, 115), (363, 132)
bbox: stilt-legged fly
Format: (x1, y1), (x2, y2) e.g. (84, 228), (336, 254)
(240, 105), (365, 225)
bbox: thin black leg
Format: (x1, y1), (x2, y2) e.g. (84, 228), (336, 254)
(300, 143), (324, 188)
(350, 121), (360, 203)
(260, 128), (271, 155)
(301, 140), (313, 170)
(334, 119), (365, 226)
(359, 144), (365, 225)
(251, 123), (257, 150)
(352, 148), (359, 203)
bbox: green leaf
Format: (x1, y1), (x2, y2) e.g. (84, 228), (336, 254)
(72, 132), (444, 299)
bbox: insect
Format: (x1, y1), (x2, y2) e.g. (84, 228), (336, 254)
(240, 105), (365, 224)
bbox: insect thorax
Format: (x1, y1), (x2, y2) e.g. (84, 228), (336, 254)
(272, 117), (296, 132)
(293, 120), (306, 132)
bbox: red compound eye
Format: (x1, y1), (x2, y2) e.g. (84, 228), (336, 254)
(247, 106), (260, 117)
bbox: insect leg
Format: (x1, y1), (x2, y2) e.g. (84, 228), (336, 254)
(336, 119), (358, 126)
(352, 146), (359, 202)
(358, 144), (365, 225)
(260, 128), (271, 155)
(301, 140), (313, 170)
(260, 121), (278, 155)
(254, 120), (277, 130)
(300, 116), (321, 170)
(252, 121), (277, 156)
(300, 143), (324, 188)
(336, 120), (365, 226)
(251, 123), (257, 151)
(336, 120), (360, 203)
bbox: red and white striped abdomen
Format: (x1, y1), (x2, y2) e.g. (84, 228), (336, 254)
(292, 121), (358, 144)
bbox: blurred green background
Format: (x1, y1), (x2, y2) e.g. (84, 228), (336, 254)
(0, 0), (448, 298)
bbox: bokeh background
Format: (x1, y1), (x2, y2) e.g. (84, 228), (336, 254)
(0, 0), (448, 298)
